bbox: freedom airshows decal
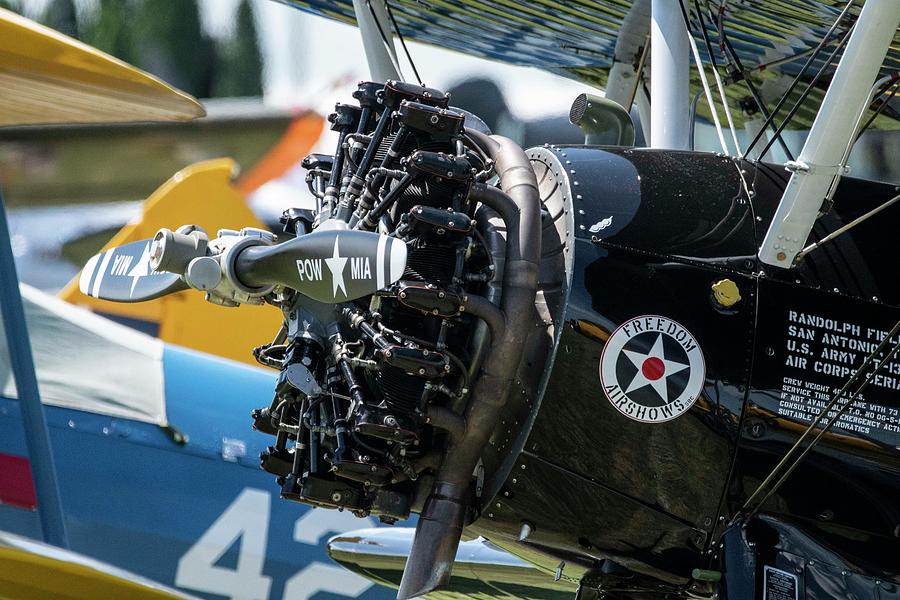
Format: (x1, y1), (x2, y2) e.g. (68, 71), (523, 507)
(599, 315), (705, 423)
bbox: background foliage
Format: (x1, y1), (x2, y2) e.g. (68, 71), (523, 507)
(2, 0), (264, 98)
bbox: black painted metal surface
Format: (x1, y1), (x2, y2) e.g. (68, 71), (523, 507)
(464, 146), (899, 596)
(722, 516), (900, 599)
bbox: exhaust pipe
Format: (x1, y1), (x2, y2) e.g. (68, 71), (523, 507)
(397, 131), (541, 599)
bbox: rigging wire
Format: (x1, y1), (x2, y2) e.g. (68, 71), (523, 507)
(738, 316), (900, 523)
(817, 75), (900, 211)
(742, 0), (857, 158)
(751, 45), (820, 75)
(625, 35), (651, 112)
(718, 32), (795, 161)
(384, 2), (423, 86)
(688, 90), (704, 150)
(756, 24), (855, 159)
(678, 0), (730, 154)
(693, 0), (742, 154)
(855, 76), (900, 143)
(794, 193), (900, 262)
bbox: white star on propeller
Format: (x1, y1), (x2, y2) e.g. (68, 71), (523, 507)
(324, 235), (348, 298)
(622, 333), (689, 401)
(127, 243), (153, 298)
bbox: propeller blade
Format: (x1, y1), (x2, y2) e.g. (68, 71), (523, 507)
(79, 239), (188, 302)
(236, 230), (408, 304)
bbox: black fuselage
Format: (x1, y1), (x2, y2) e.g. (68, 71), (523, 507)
(470, 147), (900, 598)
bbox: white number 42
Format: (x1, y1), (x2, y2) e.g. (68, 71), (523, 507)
(176, 488), (377, 600)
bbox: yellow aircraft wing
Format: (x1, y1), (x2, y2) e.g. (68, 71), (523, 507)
(0, 530), (196, 600)
(0, 8), (204, 126)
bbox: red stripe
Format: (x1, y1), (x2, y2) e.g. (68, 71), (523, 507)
(0, 452), (37, 510)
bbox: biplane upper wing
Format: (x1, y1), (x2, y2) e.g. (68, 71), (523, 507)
(276, 0), (900, 127)
(0, 8), (204, 126)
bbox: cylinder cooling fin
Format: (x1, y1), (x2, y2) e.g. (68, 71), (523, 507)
(199, 81), (579, 598)
(235, 83), (581, 534)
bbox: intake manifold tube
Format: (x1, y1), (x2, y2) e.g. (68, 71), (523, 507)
(397, 131), (541, 600)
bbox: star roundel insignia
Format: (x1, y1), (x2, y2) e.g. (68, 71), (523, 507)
(599, 315), (705, 423)
(127, 242), (153, 298)
(325, 235), (348, 298)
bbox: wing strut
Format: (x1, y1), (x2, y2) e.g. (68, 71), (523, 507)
(0, 190), (69, 548)
(352, 0), (402, 82)
(758, 0), (900, 267)
(650, 0), (690, 149)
